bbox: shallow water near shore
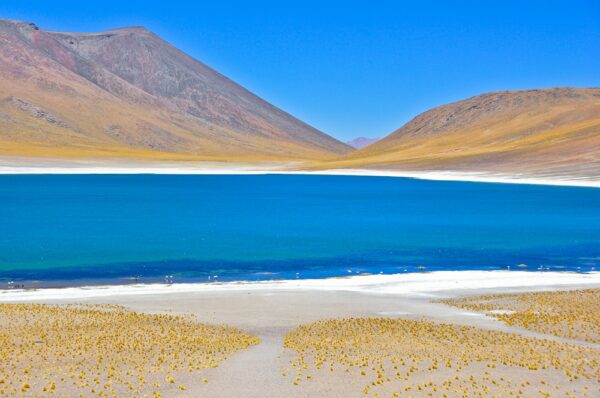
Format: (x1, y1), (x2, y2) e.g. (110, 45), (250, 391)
(0, 174), (599, 287)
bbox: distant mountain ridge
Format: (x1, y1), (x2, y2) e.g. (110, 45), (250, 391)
(325, 88), (600, 179)
(346, 137), (379, 149)
(0, 19), (351, 160)
(1, 20), (598, 180)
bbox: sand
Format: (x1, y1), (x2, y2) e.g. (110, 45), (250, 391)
(2, 271), (599, 397)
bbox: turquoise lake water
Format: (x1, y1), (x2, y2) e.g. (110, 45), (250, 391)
(0, 174), (599, 286)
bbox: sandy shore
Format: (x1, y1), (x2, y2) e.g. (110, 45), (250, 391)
(1, 270), (599, 302)
(2, 271), (599, 397)
(1, 157), (599, 188)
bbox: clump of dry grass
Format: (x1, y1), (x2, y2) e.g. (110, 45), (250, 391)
(284, 317), (599, 397)
(0, 304), (258, 397)
(441, 289), (600, 343)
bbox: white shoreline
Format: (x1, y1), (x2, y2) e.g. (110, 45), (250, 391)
(0, 162), (598, 188)
(298, 169), (600, 188)
(1, 271), (599, 302)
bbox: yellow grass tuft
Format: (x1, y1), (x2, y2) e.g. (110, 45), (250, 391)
(0, 304), (258, 397)
(284, 317), (599, 397)
(441, 289), (600, 343)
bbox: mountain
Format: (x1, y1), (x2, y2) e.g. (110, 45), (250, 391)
(0, 20), (351, 161)
(346, 137), (379, 149)
(324, 88), (600, 178)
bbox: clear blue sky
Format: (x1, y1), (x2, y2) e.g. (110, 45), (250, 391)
(2, 1), (599, 141)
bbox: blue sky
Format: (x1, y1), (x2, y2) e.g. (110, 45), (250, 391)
(2, 1), (599, 141)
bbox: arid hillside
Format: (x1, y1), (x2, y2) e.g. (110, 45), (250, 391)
(0, 19), (351, 161)
(322, 88), (600, 178)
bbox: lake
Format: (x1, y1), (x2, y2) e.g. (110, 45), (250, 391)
(0, 174), (599, 286)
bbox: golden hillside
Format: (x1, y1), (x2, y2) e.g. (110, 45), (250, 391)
(321, 88), (600, 178)
(0, 20), (351, 161)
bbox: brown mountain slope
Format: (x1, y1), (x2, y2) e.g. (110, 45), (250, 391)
(0, 19), (351, 161)
(321, 88), (600, 178)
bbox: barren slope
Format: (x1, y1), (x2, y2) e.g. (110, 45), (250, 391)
(0, 19), (351, 161)
(323, 88), (600, 178)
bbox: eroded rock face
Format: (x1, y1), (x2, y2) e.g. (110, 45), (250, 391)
(0, 19), (351, 160)
(6, 96), (72, 129)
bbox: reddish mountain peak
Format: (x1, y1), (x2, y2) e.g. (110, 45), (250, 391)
(0, 19), (351, 161)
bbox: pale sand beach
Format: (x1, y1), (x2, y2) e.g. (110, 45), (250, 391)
(1, 157), (599, 188)
(2, 271), (599, 397)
